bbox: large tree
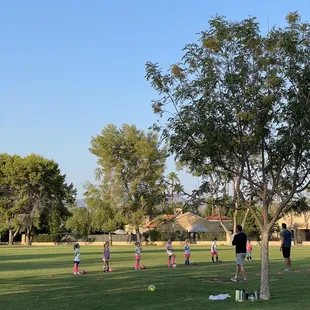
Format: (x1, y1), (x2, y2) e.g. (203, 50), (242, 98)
(66, 207), (91, 237)
(146, 12), (310, 300)
(89, 124), (166, 241)
(84, 182), (123, 244)
(0, 154), (76, 245)
(0, 154), (21, 244)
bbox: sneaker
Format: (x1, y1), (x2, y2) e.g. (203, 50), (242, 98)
(230, 278), (238, 282)
(284, 268), (292, 272)
(73, 272), (77, 275)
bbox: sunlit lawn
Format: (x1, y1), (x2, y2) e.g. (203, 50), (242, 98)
(1, 244), (310, 310)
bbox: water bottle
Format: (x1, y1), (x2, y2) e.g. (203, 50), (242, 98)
(238, 289), (244, 302)
(254, 290), (258, 300)
(235, 289), (240, 302)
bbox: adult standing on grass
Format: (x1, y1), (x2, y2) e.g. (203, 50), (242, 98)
(280, 223), (292, 271)
(231, 225), (247, 282)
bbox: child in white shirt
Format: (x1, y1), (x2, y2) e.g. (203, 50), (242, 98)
(211, 238), (219, 263)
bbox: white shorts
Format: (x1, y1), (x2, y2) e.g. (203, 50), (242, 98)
(167, 250), (174, 257)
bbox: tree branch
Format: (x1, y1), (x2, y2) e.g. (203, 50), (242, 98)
(241, 208), (250, 228)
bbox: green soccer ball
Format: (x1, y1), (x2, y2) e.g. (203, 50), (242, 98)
(148, 285), (156, 292)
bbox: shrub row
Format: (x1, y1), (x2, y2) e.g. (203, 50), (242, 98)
(33, 231), (227, 243)
(146, 230), (226, 242)
(32, 234), (77, 243)
(32, 234), (56, 242)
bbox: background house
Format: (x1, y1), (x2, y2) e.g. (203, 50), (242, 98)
(279, 212), (310, 243)
(145, 211), (232, 242)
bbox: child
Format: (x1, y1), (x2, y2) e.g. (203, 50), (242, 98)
(135, 241), (142, 270)
(184, 239), (190, 265)
(211, 238), (219, 263)
(166, 239), (176, 268)
(102, 241), (110, 272)
(246, 239), (253, 262)
(73, 243), (81, 274)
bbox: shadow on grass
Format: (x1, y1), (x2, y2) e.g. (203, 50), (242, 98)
(3, 260), (310, 310)
(2, 247), (310, 310)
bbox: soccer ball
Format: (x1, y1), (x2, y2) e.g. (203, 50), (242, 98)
(82, 270), (86, 274)
(172, 264), (177, 268)
(141, 265), (146, 269)
(148, 285), (156, 292)
(109, 268), (113, 272)
(218, 260), (222, 263)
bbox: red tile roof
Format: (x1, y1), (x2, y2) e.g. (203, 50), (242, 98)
(206, 215), (230, 221)
(146, 215), (175, 229)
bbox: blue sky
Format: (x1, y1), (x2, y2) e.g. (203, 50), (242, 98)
(1, 1), (309, 197)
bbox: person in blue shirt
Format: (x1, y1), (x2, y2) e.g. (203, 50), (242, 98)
(280, 223), (292, 271)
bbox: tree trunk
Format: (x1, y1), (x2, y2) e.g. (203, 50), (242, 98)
(241, 208), (250, 229)
(25, 228), (32, 246)
(260, 230), (271, 300)
(218, 207), (233, 243)
(232, 178), (238, 234)
(233, 206), (238, 234)
(293, 226), (298, 245)
(219, 221), (233, 243)
(109, 232), (113, 246)
(162, 194), (166, 212)
(8, 229), (13, 245)
(136, 228), (141, 243)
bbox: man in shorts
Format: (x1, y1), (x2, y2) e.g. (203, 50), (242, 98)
(231, 224), (247, 282)
(280, 223), (292, 271)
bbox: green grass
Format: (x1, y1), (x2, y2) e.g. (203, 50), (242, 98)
(1, 245), (310, 310)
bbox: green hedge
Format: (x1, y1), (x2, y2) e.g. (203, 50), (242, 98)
(198, 231), (226, 241)
(148, 229), (188, 241)
(148, 230), (226, 242)
(32, 234), (56, 243)
(32, 234), (78, 243)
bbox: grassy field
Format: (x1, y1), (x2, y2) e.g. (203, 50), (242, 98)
(1, 245), (310, 310)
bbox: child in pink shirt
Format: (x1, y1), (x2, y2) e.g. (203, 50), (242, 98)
(246, 240), (253, 262)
